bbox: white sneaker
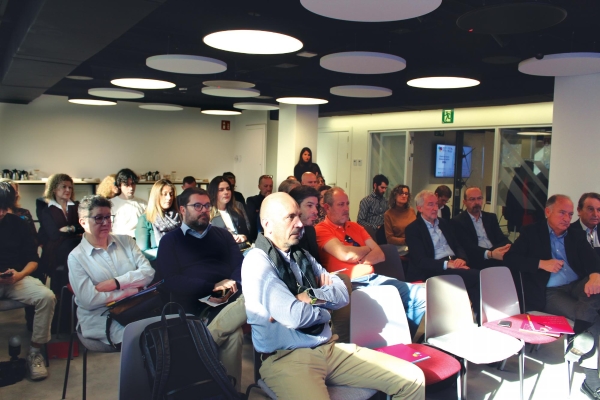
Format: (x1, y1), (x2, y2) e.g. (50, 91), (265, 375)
(27, 352), (48, 380)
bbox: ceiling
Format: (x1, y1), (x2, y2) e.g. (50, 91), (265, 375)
(0, 0), (599, 117)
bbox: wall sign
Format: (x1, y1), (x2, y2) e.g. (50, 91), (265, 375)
(221, 120), (230, 130)
(442, 109), (454, 124)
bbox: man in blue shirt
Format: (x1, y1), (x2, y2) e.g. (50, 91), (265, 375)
(242, 192), (424, 399)
(505, 194), (600, 399)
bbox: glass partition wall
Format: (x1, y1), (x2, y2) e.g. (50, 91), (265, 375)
(369, 131), (408, 191)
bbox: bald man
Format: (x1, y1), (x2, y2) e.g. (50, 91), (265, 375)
(242, 193), (424, 399)
(301, 172), (318, 188)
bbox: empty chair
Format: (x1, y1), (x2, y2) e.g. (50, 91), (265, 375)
(374, 243), (406, 281)
(425, 274), (524, 400)
(350, 286), (462, 399)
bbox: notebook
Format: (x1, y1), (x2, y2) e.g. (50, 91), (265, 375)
(375, 344), (430, 363)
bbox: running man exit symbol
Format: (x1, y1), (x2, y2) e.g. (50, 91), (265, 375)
(442, 109), (454, 124)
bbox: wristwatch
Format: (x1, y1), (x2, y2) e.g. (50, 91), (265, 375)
(305, 288), (318, 305)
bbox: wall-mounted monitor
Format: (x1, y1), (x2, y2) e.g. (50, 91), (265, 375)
(434, 144), (472, 178)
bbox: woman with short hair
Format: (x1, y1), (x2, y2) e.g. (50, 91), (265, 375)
(384, 184), (416, 255)
(208, 176), (251, 249)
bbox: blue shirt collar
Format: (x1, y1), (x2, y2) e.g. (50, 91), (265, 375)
(181, 222), (212, 239)
(548, 223), (568, 239)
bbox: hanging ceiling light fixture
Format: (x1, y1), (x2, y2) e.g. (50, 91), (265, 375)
(203, 30), (303, 55)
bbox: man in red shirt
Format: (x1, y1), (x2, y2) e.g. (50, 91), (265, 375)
(315, 187), (425, 336)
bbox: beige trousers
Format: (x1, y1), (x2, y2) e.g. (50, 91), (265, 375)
(260, 341), (425, 400)
(208, 294), (246, 391)
(0, 276), (56, 344)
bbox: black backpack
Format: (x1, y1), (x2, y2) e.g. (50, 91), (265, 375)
(139, 302), (241, 400)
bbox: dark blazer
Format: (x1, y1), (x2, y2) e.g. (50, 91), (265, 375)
(452, 210), (511, 267)
(405, 216), (468, 276)
(504, 220), (600, 311)
(440, 205), (451, 221)
(211, 208), (250, 249)
(245, 193), (265, 242)
(298, 225), (320, 263)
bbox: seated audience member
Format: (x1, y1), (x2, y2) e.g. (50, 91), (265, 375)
(246, 175), (273, 242)
(156, 187), (245, 389)
(111, 168), (147, 237)
(317, 173), (325, 186)
(277, 178), (300, 193)
(208, 176), (251, 249)
(286, 175), (297, 181)
(434, 185), (452, 220)
(384, 184), (416, 255)
(178, 175), (197, 206)
(315, 184), (331, 225)
(242, 192), (425, 399)
(223, 172), (246, 206)
(315, 187), (425, 336)
(39, 174), (83, 287)
(136, 179), (180, 261)
(96, 174), (119, 199)
(293, 147), (322, 182)
(68, 195), (154, 348)
(0, 182), (56, 380)
(0, 178), (37, 243)
(405, 190), (480, 316)
(504, 194), (600, 397)
(452, 187), (511, 269)
(301, 171), (319, 188)
(357, 174), (389, 239)
(571, 192), (600, 249)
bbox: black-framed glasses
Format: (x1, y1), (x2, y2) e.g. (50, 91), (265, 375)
(344, 235), (360, 247)
(186, 203), (212, 212)
(399, 192), (410, 196)
(88, 215), (113, 225)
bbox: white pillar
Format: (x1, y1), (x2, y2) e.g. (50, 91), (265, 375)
(548, 73), (600, 202)
(276, 103), (318, 185)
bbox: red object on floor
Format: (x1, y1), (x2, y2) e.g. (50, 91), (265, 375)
(46, 341), (79, 359)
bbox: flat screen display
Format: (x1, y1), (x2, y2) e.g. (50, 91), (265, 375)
(434, 144), (472, 178)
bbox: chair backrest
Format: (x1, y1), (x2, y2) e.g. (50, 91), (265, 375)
(480, 266), (520, 325)
(373, 244), (405, 281)
(119, 314), (193, 400)
(350, 286), (411, 348)
(425, 275), (474, 341)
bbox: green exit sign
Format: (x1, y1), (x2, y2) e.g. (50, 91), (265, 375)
(442, 109), (454, 124)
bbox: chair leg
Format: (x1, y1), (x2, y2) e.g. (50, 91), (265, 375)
(498, 358), (507, 371)
(519, 349), (524, 400)
(567, 360), (574, 397)
(456, 368), (462, 400)
(462, 358), (468, 400)
(61, 331), (75, 399)
(83, 347), (87, 400)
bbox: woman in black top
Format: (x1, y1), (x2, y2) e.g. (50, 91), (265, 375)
(208, 176), (251, 250)
(293, 147), (322, 181)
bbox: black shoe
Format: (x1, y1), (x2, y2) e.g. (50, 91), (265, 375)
(566, 331), (595, 363)
(581, 380), (600, 400)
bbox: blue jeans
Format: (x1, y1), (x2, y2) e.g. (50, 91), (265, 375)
(352, 274), (425, 337)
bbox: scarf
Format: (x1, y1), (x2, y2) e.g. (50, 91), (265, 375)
(152, 210), (181, 245)
(254, 233), (324, 335)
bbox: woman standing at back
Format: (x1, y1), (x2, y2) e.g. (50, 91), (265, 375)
(293, 147), (322, 182)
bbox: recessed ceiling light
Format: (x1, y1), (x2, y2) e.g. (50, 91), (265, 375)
(301, 0), (442, 22)
(407, 77), (480, 89)
(201, 109), (242, 115)
(139, 104), (184, 111)
(111, 78), (175, 89)
(65, 75), (93, 80)
(88, 88), (144, 99)
(330, 85), (392, 98)
(320, 52), (406, 74)
(276, 97), (328, 105)
(297, 51), (318, 58)
(203, 80), (255, 89)
(146, 54), (227, 74)
(68, 98), (116, 106)
(203, 30), (303, 55)
(233, 102), (279, 111)
(517, 131), (551, 136)
(201, 87), (260, 98)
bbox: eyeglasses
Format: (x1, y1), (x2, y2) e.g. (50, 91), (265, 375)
(344, 235), (360, 247)
(186, 203), (212, 212)
(88, 215), (113, 225)
(399, 192), (409, 196)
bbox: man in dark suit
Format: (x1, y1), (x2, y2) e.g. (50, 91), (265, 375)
(570, 192), (600, 250)
(406, 189), (481, 317)
(504, 194), (600, 398)
(452, 187), (512, 269)
(435, 185), (452, 220)
(288, 185), (321, 262)
(245, 175), (273, 242)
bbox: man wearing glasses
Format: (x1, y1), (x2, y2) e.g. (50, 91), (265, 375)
(452, 187), (511, 269)
(315, 187), (425, 338)
(246, 175), (274, 242)
(156, 187), (246, 390)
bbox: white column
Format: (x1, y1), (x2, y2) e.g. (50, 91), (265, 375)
(276, 103), (318, 185)
(548, 73), (600, 201)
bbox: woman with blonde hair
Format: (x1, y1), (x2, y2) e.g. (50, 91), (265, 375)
(135, 179), (180, 261)
(384, 184), (416, 256)
(96, 174), (120, 199)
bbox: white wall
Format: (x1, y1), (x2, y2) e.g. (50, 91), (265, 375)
(318, 102), (553, 219)
(232, 110), (268, 197)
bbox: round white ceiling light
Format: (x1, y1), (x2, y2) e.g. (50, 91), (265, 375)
(233, 102), (279, 111)
(276, 97), (328, 105)
(407, 77), (480, 89)
(203, 80), (255, 88)
(330, 85), (392, 98)
(203, 30), (303, 55)
(88, 88), (144, 99)
(300, 0), (442, 22)
(146, 54), (227, 74)
(201, 109), (242, 115)
(68, 98), (116, 106)
(111, 78), (175, 89)
(518, 52), (600, 77)
(320, 52), (406, 74)
(139, 104), (184, 111)
(201, 87), (260, 98)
